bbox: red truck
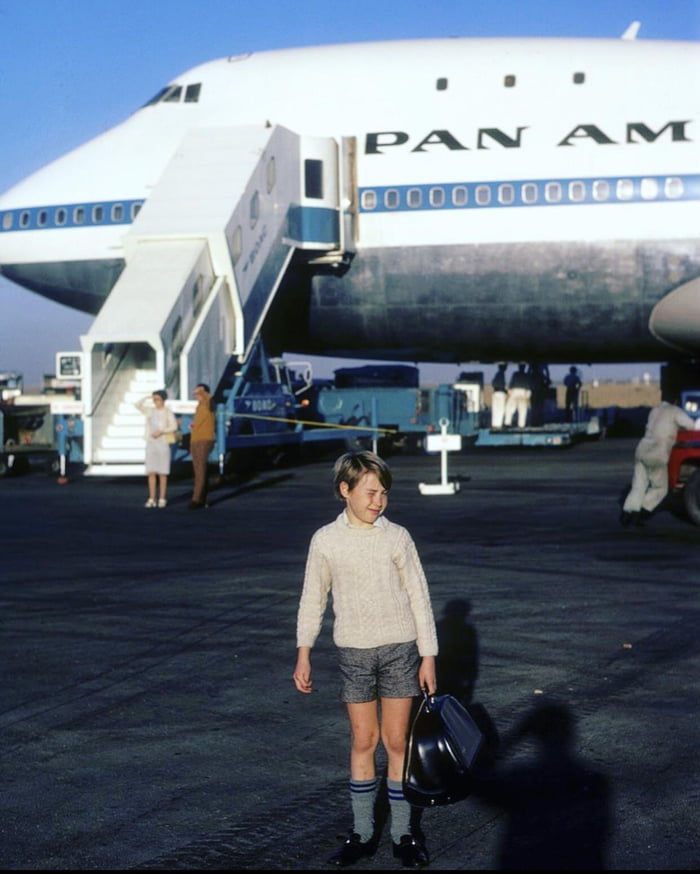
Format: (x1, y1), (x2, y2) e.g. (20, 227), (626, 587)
(668, 391), (700, 525)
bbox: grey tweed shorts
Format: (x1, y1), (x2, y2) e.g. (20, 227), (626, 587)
(337, 640), (421, 703)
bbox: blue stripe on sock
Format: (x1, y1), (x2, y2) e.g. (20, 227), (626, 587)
(351, 778), (378, 795)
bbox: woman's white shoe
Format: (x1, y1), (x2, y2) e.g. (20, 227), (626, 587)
(158, 498), (167, 508)
(145, 498), (156, 508)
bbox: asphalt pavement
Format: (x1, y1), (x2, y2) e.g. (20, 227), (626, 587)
(1, 437), (698, 870)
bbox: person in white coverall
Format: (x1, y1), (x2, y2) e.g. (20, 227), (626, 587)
(491, 363), (508, 428)
(620, 399), (699, 526)
(504, 364), (532, 429)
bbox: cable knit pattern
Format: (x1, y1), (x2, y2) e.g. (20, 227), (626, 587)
(296, 513), (438, 656)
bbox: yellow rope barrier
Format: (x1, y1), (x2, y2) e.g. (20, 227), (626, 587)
(232, 412), (397, 434)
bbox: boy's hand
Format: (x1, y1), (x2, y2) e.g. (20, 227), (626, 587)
(293, 648), (313, 693)
(419, 655), (437, 696)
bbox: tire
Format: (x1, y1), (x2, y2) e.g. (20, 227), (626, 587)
(682, 467), (700, 526)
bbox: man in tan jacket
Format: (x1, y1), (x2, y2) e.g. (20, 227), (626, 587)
(189, 383), (215, 509)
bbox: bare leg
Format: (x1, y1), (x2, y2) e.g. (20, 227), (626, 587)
(379, 697), (414, 782)
(346, 700), (380, 780)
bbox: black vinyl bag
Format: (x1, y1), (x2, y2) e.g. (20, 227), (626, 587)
(402, 691), (485, 807)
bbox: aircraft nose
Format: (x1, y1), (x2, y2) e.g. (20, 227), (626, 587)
(649, 277), (700, 355)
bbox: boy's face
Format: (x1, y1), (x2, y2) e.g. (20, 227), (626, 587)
(339, 470), (388, 528)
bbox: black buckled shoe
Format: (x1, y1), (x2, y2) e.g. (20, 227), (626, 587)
(327, 832), (375, 867)
(392, 834), (429, 868)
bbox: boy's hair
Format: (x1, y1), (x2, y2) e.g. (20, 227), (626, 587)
(333, 450), (392, 500)
(153, 389), (168, 401)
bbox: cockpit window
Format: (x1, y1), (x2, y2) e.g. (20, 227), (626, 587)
(163, 85), (182, 103)
(143, 87), (169, 107)
(142, 83), (201, 106)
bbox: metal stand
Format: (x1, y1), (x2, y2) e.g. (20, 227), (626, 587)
(419, 418), (461, 495)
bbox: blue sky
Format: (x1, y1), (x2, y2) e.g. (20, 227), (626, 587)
(0, 0), (698, 388)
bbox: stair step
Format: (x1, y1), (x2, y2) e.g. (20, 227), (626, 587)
(113, 412), (144, 425)
(85, 463), (148, 477)
(100, 436), (146, 450)
(94, 448), (146, 462)
(106, 424), (143, 438)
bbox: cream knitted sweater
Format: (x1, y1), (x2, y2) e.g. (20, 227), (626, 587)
(296, 513), (438, 656)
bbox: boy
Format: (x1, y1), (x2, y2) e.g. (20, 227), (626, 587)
(293, 451), (438, 868)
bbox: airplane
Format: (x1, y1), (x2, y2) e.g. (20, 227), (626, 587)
(0, 29), (699, 472)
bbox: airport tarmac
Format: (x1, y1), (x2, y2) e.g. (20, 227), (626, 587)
(1, 437), (698, 870)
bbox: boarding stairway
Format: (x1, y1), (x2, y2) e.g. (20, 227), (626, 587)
(80, 125), (353, 475)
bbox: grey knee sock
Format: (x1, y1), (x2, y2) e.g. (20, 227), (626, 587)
(387, 777), (411, 843)
(350, 777), (378, 842)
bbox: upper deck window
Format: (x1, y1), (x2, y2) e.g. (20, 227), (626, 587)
(436, 78), (448, 91)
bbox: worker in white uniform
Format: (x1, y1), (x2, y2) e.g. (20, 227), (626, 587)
(491, 363), (508, 429)
(620, 397), (699, 526)
(504, 363), (532, 429)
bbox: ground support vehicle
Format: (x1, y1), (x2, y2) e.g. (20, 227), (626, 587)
(667, 390), (700, 525)
(474, 419), (599, 447)
(0, 397), (83, 479)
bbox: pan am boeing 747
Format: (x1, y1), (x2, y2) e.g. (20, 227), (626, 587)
(1, 31), (699, 414)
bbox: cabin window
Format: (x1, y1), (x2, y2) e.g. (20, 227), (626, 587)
(665, 177), (683, 199)
(2, 212), (12, 230)
(616, 179), (634, 200)
(475, 185), (491, 206)
(640, 178), (659, 200)
(305, 159), (323, 199)
(192, 276), (205, 318)
(38, 210), (48, 227)
(568, 181), (586, 202)
(592, 180), (610, 201)
(111, 204), (123, 222)
(498, 184), (514, 205)
(249, 191), (260, 228)
(170, 315), (183, 356)
(385, 189), (400, 209)
(407, 188), (422, 208)
(429, 187), (445, 207)
(20, 211), (30, 228)
(522, 183), (538, 204)
(92, 205), (104, 222)
(361, 190), (377, 210)
(452, 186), (468, 206)
(573, 72), (585, 84)
(184, 83), (201, 103)
(266, 157), (276, 193)
(131, 203), (141, 220)
(436, 78), (448, 91)
(545, 182), (562, 203)
(73, 206), (85, 224)
(231, 226), (242, 265)
(504, 75), (516, 87)
(56, 208), (67, 225)
(163, 85), (182, 103)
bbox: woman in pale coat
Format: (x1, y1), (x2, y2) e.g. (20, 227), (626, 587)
(135, 389), (178, 508)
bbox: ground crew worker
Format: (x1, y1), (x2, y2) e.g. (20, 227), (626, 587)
(491, 363), (508, 429)
(504, 364), (532, 428)
(620, 397), (698, 526)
